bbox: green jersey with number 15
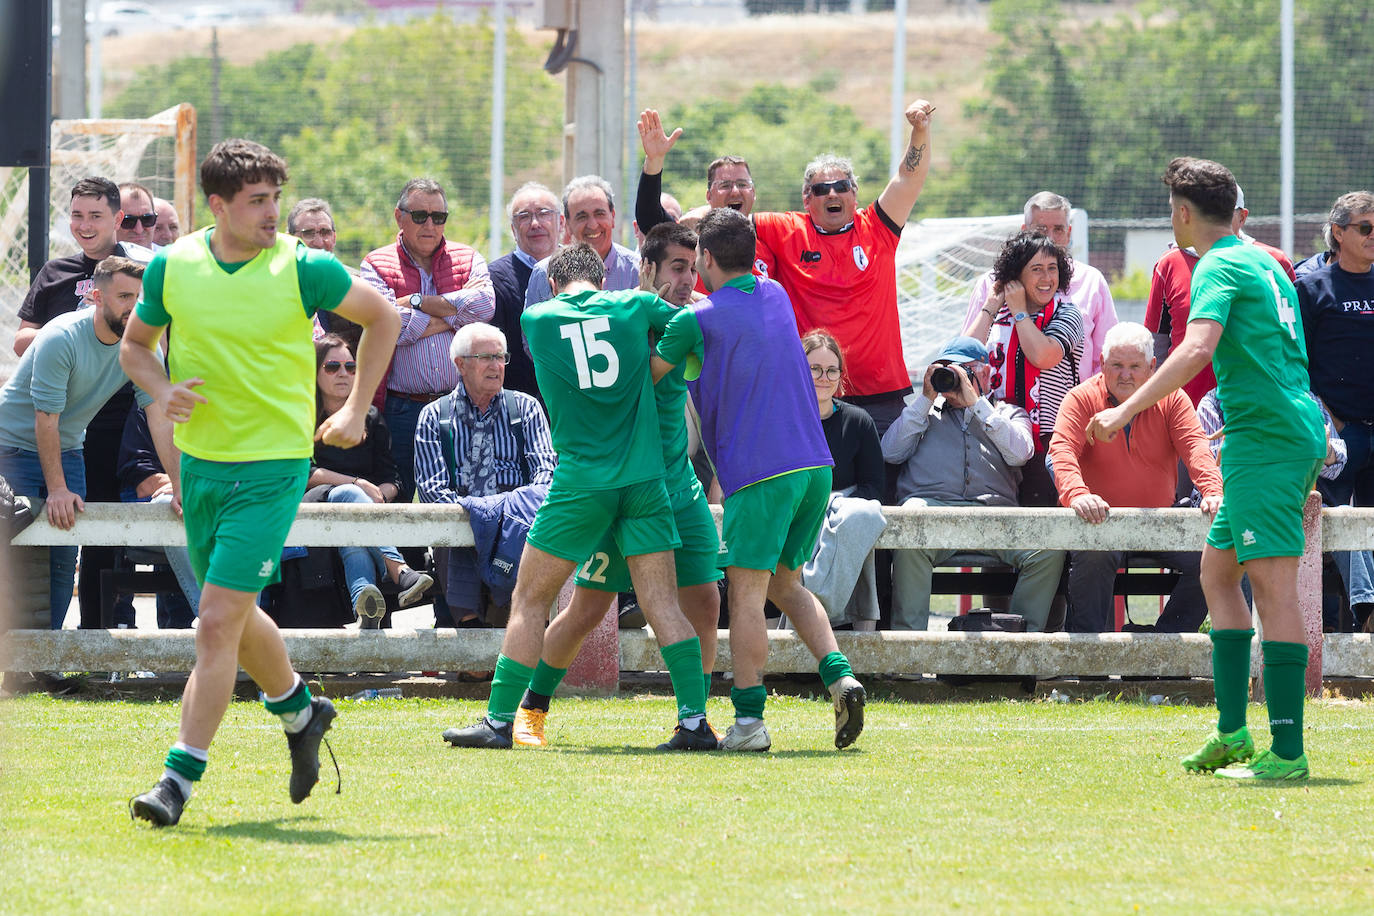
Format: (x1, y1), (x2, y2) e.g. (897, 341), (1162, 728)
(1188, 235), (1326, 466)
(521, 288), (679, 489)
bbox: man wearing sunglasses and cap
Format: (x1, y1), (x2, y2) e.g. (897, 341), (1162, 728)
(881, 334), (1063, 632)
(361, 178), (495, 506)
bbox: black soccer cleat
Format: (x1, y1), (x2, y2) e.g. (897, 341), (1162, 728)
(656, 719), (720, 752)
(129, 777), (186, 827)
(287, 696), (338, 803)
(442, 717), (513, 749)
(830, 675), (866, 749)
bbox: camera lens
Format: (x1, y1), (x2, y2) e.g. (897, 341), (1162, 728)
(931, 366), (959, 393)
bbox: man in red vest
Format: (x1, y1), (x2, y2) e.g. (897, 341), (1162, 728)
(360, 178), (495, 504)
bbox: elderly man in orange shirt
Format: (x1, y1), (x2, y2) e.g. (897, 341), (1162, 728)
(1048, 322), (1223, 632)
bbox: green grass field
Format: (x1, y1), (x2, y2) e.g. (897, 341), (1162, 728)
(3, 692), (1373, 915)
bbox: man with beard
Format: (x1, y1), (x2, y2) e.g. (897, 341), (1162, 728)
(0, 257), (171, 627)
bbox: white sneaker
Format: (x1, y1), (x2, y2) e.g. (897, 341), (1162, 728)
(719, 719), (771, 752)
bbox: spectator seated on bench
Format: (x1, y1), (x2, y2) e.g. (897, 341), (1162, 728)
(799, 330), (886, 631)
(116, 405), (201, 628)
(880, 335), (1064, 631)
(1047, 322), (1222, 632)
(310, 334), (432, 628)
(414, 322), (555, 628)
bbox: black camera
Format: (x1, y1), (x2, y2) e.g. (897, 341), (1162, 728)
(930, 365), (961, 394)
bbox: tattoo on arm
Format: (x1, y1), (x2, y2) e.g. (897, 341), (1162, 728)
(903, 143), (926, 172)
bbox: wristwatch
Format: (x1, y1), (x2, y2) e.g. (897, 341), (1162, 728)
(408, 293), (423, 308)
(1012, 311), (1029, 323)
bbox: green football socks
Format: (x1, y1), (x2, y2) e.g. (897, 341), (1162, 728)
(163, 742), (208, 799)
(818, 651), (854, 689)
(731, 684), (767, 721)
(1209, 628), (1253, 734)
(661, 637), (707, 720)
(263, 675), (313, 733)
(522, 660), (569, 712)
(1261, 640), (1308, 761)
(488, 655), (536, 725)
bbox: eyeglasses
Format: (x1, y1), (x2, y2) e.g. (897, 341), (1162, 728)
(121, 213), (157, 229)
(1342, 221), (1374, 237)
(322, 360), (357, 374)
(296, 228), (335, 241)
(807, 179), (854, 197)
(512, 207), (558, 226)
(461, 352), (510, 365)
(710, 179), (755, 193)
(810, 365), (842, 381)
(400, 208), (448, 226)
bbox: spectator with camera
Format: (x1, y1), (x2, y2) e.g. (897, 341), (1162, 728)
(880, 335), (1064, 631)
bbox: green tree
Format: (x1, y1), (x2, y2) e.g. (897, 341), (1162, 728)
(923, 0), (1373, 225)
(107, 16), (563, 259)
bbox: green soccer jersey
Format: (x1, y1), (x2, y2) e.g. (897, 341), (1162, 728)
(521, 287), (679, 490)
(654, 358), (697, 494)
(1189, 235), (1326, 466)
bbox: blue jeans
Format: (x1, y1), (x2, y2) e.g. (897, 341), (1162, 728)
(326, 484), (403, 602)
(120, 487), (202, 627)
(0, 446), (86, 628)
(382, 394), (425, 503)
(1322, 420), (1374, 507)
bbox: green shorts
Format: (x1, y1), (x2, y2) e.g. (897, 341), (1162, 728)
(575, 479), (722, 593)
(527, 477), (680, 564)
(180, 456), (308, 593)
(720, 466), (831, 573)
(1207, 458), (1321, 562)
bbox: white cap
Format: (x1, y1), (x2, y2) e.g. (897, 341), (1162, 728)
(1234, 185), (1246, 211)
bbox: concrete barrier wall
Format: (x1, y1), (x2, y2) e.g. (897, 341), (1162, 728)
(6, 629), (1374, 678)
(7, 500), (1371, 687)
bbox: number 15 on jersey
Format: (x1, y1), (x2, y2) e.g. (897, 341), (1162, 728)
(560, 316), (621, 389)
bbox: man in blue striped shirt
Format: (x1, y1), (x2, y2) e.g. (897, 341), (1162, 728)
(415, 322), (556, 626)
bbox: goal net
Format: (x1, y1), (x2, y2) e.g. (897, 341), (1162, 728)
(0, 103), (196, 380)
(894, 213), (1023, 374)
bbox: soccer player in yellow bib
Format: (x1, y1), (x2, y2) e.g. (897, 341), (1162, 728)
(121, 140), (399, 826)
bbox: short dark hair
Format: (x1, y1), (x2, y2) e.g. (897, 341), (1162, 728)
(548, 243), (605, 290)
(70, 177), (120, 213)
(118, 181), (155, 212)
(200, 139), (289, 201)
(1161, 157), (1237, 224)
(640, 222), (698, 271)
(92, 255), (146, 288)
(991, 230), (1072, 293)
(397, 178), (445, 211)
(706, 155), (751, 187)
(696, 207), (756, 273)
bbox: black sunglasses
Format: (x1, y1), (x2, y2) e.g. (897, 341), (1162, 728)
(322, 360), (357, 374)
(121, 213), (157, 229)
(808, 179), (854, 197)
(400, 208), (448, 226)
(1345, 221), (1374, 237)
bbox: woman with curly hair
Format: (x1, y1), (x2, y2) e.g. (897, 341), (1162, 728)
(964, 230), (1084, 506)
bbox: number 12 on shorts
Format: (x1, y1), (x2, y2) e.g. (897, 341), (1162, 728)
(560, 316), (620, 389)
